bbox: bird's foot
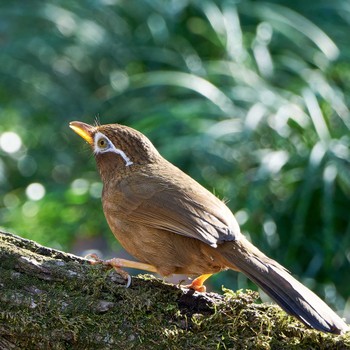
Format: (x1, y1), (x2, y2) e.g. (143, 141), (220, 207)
(86, 254), (132, 288)
(86, 254), (159, 287)
(182, 273), (213, 293)
(184, 282), (206, 293)
(85, 253), (103, 264)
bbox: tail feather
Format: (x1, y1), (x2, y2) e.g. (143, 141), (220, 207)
(221, 237), (349, 334)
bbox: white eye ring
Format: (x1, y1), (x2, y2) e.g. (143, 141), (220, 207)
(94, 132), (133, 167)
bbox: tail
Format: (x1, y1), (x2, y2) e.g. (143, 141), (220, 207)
(220, 237), (349, 334)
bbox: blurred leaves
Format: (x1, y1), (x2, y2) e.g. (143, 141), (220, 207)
(0, 0), (349, 314)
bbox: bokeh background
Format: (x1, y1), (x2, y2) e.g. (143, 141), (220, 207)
(1, 0), (349, 320)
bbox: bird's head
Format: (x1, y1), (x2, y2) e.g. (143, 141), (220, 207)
(69, 121), (160, 182)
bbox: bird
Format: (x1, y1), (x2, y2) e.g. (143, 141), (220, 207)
(69, 120), (349, 334)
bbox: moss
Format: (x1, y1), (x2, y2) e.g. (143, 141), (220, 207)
(1, 231), (350, 349)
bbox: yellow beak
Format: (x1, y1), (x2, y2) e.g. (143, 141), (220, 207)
(69, 121), (95, 145)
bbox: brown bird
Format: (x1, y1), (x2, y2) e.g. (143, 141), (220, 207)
(70, 120), (348, 334)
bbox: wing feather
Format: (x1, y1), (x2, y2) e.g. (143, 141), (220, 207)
(104, 163), (241, 247)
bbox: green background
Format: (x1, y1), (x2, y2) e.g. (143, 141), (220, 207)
(1, 0), (349, 320)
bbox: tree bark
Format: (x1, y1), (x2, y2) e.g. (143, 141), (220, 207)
(0, 230), (349, 350)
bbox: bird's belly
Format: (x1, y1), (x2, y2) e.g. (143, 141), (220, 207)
(105, 213), (228, 276)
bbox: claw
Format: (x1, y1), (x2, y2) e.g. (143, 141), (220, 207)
(125, 274), (132, 288)
(85, 253), (103, 264)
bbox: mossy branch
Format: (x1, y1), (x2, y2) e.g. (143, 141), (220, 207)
(0, 230), (349, 350)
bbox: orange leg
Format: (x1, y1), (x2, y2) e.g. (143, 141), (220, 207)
(185, 273), (213, 292)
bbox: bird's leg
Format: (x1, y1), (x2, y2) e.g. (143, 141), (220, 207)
(184, 273), (213, 292)
(86, 254), (158, 287)
(88, 254), (212, 292)
(103, 257), (158, 273)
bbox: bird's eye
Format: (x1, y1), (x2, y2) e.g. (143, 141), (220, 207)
(97, 137), (108, 149)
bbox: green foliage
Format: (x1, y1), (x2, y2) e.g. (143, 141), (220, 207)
(0, 0), (349, 317)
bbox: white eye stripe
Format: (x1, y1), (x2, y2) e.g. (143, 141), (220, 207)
(94, 132), (133, 167)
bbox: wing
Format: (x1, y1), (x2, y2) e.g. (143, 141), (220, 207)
(105, 163), (241, 248)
